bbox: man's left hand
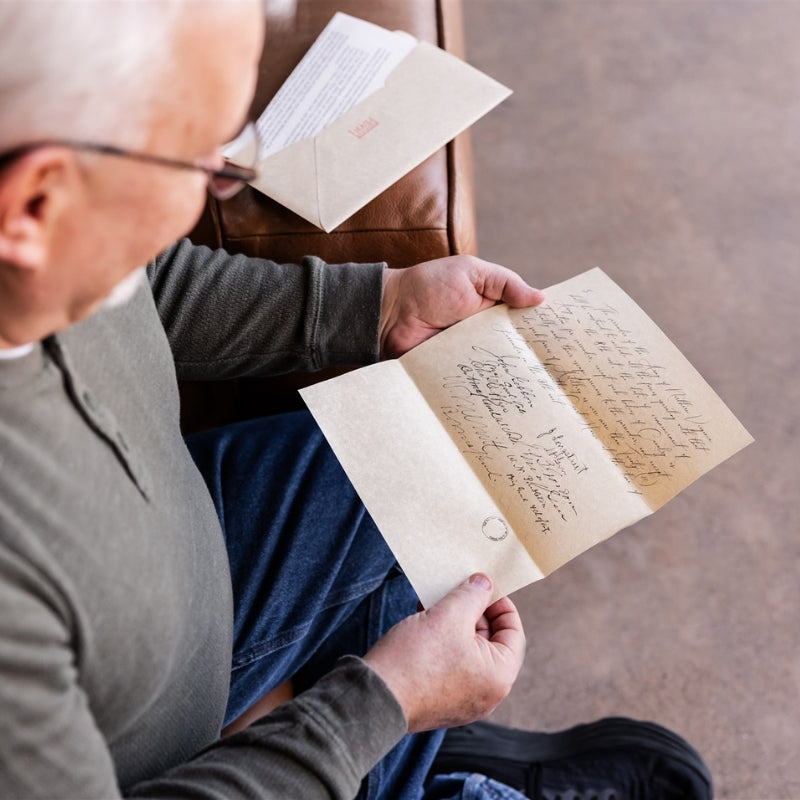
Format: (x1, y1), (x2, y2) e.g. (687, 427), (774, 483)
(380, 255), (546, 358)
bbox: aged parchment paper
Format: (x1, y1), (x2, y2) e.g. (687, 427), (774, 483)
(301, 269), (753, 607)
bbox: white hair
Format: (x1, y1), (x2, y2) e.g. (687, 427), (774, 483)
(0, 0), (296, 155)
(0, 1), (190, 152)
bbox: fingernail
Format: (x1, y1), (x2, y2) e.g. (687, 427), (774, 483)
(469, 573), (492, 591)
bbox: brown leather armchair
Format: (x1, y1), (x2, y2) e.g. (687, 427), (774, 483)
(182, 0), (476, 432)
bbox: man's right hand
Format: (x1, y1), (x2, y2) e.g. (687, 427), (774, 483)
(362, 574), (526, 733)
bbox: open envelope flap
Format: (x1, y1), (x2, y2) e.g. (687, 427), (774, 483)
(249, 41), (512, 232)
(248, 136), (323, 227)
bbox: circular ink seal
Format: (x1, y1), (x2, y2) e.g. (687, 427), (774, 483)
(482, 516), (509, 542)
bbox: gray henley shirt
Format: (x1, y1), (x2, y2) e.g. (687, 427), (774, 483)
(0, 239), (408, 799)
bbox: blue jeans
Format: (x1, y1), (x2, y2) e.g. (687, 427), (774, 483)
(185, 411), (525, 800)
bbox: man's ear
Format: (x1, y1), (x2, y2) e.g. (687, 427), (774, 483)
(0, 148), (76, 273)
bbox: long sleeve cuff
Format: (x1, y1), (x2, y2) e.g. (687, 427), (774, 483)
(302, 257), (385, 370)
(128, 656), (408, 800)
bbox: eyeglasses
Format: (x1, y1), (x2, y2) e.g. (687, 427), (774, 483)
(0, 121), (262, 200)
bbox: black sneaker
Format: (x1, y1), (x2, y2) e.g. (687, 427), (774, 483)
(427, 717), (713, 799)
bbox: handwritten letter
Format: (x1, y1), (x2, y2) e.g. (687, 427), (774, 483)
(302, 269), (753, 607)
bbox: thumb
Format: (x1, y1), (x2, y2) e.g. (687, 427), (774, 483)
(500, 274), (546, 309)
(435, 573), (494, 622)
(477, 262), (545, 309)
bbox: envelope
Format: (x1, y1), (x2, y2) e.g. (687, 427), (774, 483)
(247, 40), (512, 232)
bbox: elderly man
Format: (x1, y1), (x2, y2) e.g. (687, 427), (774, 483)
(0, 2), (712, 799)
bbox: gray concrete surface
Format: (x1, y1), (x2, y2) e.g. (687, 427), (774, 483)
(462, 2), (800, 797)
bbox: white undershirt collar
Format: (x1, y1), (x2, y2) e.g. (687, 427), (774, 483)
(0, 342), (36, 360)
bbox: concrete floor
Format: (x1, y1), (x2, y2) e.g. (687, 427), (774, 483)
(462, 2), (800, 798)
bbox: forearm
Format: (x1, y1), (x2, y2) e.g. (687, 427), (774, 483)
(148, 239), (385, 380)
(128, 657), (407, 800)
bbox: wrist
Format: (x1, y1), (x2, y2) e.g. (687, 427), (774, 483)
(379, 267), (401, 359)
(361, 651), (413, 731)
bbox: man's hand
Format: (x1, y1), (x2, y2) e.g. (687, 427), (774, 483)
(380, 255), (546, 358)
(362, 574), (526, 733)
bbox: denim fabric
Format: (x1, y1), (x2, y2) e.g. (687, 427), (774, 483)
(185, 411), (443, 799)
(186, 411), (516, 800)
(424, 773), (528, 800)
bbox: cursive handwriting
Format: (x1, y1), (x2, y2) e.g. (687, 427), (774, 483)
(432, 285), (716, 533)
(439, 343), (586, 534)
(515, 289), (712, 490)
